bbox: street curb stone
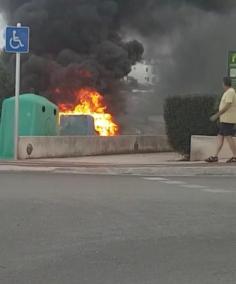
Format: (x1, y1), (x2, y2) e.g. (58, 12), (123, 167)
(0, 164), (236, 176)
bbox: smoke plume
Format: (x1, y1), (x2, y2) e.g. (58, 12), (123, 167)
(0, 0), (144, 112)
(1, 0), (236, 120)
(120, 0), (236, 96)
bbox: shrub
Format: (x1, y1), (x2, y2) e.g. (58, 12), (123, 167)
(164, 94), (218, 156)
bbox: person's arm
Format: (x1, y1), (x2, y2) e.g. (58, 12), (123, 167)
(210, 90), (235, 122)
(210, 103), (232, 121)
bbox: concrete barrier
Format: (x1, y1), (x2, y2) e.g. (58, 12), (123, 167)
(18, 135), (172, 159)
(191, 135), (236, 161)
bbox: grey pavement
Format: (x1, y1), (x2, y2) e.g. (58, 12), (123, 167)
(0, 173), (236, 283)
(0, 152), (236, 176)
(0, 152), (181, 166)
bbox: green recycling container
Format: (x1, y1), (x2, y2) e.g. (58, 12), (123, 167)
(0, 93), (59, 159)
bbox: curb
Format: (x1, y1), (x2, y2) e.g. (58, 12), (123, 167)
(1, 164), (236, 176)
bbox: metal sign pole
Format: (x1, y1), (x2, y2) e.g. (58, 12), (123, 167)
(14, 23), (21, 160)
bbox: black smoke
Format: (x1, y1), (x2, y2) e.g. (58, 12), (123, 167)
(0, 0), (144, 111)
(119, 0), (236, 97)
(1, 0), (236, 119)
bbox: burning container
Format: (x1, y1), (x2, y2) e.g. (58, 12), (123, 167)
(58, 88), (119, 137)
(59, 114), (97, 136)
(0, 94), (58, 159)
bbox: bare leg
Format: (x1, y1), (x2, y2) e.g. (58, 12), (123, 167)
(226, 136), (236, 157)
(214, 135), (224, 157)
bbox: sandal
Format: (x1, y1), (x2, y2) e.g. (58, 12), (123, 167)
(205, 156), (218, 163)
(226, 157), (236, 163)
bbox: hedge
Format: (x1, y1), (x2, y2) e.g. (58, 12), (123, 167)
(164, 94), (218, 156)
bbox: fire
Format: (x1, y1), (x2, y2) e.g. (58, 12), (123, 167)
(58, 88), (119, 136)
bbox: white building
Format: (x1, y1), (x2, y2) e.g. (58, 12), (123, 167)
(125, 61), (157, 86)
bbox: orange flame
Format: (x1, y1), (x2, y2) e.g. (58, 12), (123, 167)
(58, 88), (119, 136)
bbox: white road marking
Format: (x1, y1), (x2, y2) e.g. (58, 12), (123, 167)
(143, 177), (168, 181)
(181, 184), (207, 189)
(142, 177), (235, 194)
(200, 188), (234, 193)
(161, 180), (186, 185)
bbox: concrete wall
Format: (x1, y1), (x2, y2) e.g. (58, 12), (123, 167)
(18, 135), (172, 159)
(191, 135), (236, 161)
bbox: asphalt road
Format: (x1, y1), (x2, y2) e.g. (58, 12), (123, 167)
(0, 173), (236, 284)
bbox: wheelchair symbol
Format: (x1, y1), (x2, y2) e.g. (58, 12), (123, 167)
(9, 30), (24, 49)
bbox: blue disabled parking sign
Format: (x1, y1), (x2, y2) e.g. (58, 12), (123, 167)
(5, 26), (30, 53)
(4, 23), (30, 160)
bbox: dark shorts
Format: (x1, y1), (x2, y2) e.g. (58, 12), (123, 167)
(218, 122), (236, 136)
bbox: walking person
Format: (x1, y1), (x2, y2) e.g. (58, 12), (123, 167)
(206, 77), (236, 163)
